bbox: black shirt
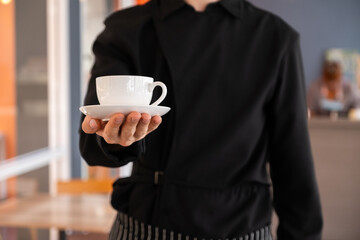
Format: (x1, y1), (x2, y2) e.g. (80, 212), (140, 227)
(79, 0), (323, 239)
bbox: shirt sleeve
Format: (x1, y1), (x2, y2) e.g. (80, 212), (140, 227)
(79, 19), (144, 168)
(267, 33), (323, 240)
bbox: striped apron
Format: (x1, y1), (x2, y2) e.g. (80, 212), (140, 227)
(108, 212), (273, 240)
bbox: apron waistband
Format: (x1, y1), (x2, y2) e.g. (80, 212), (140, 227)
(108, 212), (273, 240)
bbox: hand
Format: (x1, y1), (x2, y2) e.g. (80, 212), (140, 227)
(82, 112), (162, 147)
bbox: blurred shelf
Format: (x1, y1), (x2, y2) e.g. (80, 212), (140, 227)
(309, 118), (360, 129)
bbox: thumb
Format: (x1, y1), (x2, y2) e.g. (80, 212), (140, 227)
(82, 116), (101, 134)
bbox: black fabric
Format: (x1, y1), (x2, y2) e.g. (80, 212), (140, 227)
(108, 212), (274, 240)
(79, 0), (323, 239)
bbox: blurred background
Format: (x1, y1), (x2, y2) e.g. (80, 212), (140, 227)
(0, 0), (359, 239)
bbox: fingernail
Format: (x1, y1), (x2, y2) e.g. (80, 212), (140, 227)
(142, 118), (150, 124)
(115, 117), (123, 124)
(131, 117), (139, 123)
(89, 119), (97, 129)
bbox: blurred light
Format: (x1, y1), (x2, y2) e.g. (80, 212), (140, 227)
(1, 0), (12, 5)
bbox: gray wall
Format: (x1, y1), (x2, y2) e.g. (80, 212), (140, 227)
(15, 0), (47, 68)
(248, 0), (360, 87)
(14, 1), (49, 239)
(15, 0), (49, 192)
(69, 0), (82, 178)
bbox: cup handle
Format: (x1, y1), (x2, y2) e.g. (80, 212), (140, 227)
(149, 81), (167, 106)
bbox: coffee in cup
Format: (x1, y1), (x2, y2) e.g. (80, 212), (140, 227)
(96, 75), (167, 106)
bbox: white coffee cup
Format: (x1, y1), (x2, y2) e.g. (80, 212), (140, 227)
(96, 75), (167, 106)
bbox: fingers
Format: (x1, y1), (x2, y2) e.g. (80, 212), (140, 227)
(133, 113), (151, 139)
(83, 112), (163, 147)
(82, 116), (102, 134)
(118, 112), (142, 146)
(100, 113), (125, 144)
(147, 115), (162, 134)
(118, 112), (162, 147)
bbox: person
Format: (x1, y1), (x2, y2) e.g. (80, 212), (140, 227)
(307, 60), (360, 117)
(80, 0), (323, 239)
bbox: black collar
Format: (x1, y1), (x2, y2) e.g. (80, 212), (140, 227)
(158, 0), (244, 19)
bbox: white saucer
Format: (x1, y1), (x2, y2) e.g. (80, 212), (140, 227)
(79, 105), (171, 120)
